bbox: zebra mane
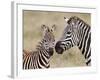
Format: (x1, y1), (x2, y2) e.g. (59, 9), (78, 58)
(67, 16), (90, 27)
(36, 39), (48, 50)
(36, 41), (44, 50)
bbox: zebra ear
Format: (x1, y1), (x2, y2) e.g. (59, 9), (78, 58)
(64, 17), (69, 22)
(41, 24), (47, 31)
(41, 24), (48, 36)
(51, 24), (56, 31)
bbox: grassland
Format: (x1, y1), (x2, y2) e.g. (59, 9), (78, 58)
(23, 10), (91, 68)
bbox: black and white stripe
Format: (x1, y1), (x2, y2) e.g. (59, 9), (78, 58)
(23, 25), (56, 69)
(55, 16), (91, 66)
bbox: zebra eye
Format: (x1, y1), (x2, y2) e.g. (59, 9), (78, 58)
(53, 43), (55, 45)
(67, 31), (71, 34)
(44, 40), (47, 42)
(45, 43), (48, 45)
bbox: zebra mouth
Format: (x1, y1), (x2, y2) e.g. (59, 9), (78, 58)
(56, 48), (63, 54)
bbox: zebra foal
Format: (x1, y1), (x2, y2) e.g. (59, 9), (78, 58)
(55, 16), (91, 66)
(23, 24), (56, 69)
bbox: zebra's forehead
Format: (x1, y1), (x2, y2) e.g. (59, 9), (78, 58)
(44, 27), (54, 36)
(45, 27), (54, 33)
(47, 27), (51, 32)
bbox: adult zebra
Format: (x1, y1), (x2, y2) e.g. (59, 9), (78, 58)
(23, 24), (56, 69)
(55, 16), (91, 66)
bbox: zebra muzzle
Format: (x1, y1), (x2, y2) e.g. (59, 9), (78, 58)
(48, 48), (54, 56)
(55, 41), (64, 54)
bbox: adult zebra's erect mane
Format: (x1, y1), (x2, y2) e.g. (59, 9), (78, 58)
(55, 16), (91, 66)
(67, 16), (90, 27)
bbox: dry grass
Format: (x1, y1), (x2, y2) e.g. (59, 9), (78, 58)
(50, 46), (86, 68)
(23, 10), (91, 68)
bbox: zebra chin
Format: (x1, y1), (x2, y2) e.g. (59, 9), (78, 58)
(55, 41), (64, 54)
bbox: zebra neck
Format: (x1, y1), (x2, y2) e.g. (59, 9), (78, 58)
(36, 41), (50, 58)
(33, 42), (50, 68)
(77, 25), (91, 57)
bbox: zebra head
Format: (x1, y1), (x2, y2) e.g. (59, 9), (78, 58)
(41, 24), (56, 56)
(55, 16), (80, 54)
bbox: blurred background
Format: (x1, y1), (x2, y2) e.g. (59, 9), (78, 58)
(23, 10), (91, 68)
